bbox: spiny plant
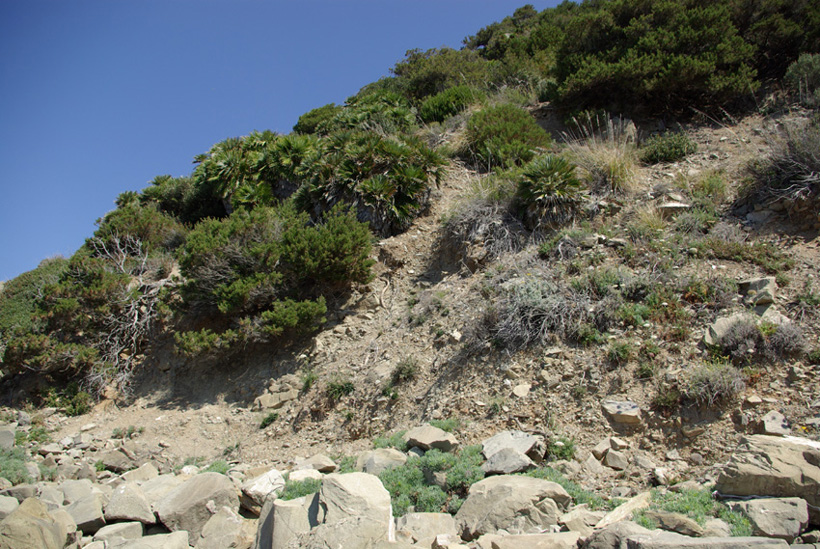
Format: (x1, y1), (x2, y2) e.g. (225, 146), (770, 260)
(517, 155), (587, 228)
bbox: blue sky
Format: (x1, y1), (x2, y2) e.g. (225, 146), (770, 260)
(1, 0), (560, 282)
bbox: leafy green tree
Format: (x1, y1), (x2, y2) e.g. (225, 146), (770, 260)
(293, 103), (342, 134)
(391, 48), (503, 102)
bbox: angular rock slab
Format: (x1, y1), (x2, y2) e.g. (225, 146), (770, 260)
(601, 400), (642, 425)
(357, 448), (407, 476)
(624, 530), (789, 548)
(240, 468), (285, 515)
(104, 482), (155, 524)
(155, 472), (239, 541)
(320, 472), (392, 527)
(715, 435), (820, 523)
(0, 497), (65, 549)
(480, 447), (535, 475)
(396, 512), (457, 547)
(197, 505), (254, 549)
(404, 424), (459, 452)
(481, 430), (546, 462)
(728, 497), (809, 542)
(455, 475), (570, 541)
(489, 531), (580, 549)
(109, 530), (189, 548)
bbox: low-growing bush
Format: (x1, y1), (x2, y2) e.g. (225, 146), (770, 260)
(606, 341), (634, 368)
(683, 360), (745, 406)
(635, 488), (752, 536)
(0, 447), (31, 486)
(516, 155), (587, 227)
(293, 103), (342, 134)
(280, 477), (322, 500)
(464, 104), (551, 169)
(420, 85), (475, 123)
(326, 377), (354, 400)
(378, 446), (484, 516)
(742, 116), (820, 210)
(546, 435), (575, 461)
(373, 430), (407, 451)
(526, 467), (613, 510)
(717, 318), (807, 364)
(564, 115), (638, 195)
(640, 132), (697, 164)
(391, 357), (418, 385)
(259, 412), (278, 429)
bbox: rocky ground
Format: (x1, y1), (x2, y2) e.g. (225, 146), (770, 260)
(1, 107), (819, 547)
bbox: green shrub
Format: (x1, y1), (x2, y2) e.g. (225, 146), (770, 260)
(0, 447), (31, 486)
(0, 257), (68, 361)
(293, 103), (342, 134)
(606, 341), (634, 367)
(420, 86), (475, 123)
(93, 203), (187, 254)
(326, 377), (354, 400)
(546, 435), (575, 461)
(716, 318), (807, 364)
(553, 0), (757, 114)
(176, 204), (372, 355)
(281, 477), (322, 501)
(319, 91), (417, 136)
(465, 104), (551, 169)
(373, 430), (407, 451)
(516, 155), (586, 227)
(112, 425), (143, 440)
(635, 488), (752, 536)
(259, 412), (279, 429)
(391, 357), (418, 385)
(293, 132), (444, 236)
(640, 132), (697, 164)
(785, 53), (820, 107)
(695, 238), (793, 274)
(391, 47), (502, 102)
(378, 446), (484, 516)
(203, 460), (230, 475)
(429, 418), (461, 433)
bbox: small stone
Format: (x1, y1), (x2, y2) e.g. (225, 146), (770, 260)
(512, 384), (531, 398)
(760, 410), (791, 436)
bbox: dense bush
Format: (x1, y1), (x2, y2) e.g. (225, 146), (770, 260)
(93, 203), (187, 254)
(716, 318), (807, 364)
(294, 132), (444, 236)
(419, 86), (475, 124)
(564, 114), (638, 194)
(785, 53), (820, 107)
(465, 104), (551, 169)
(318, 91), (417, 136)
(391, 48), (503, 102)
(175, 204), (373, 354)
(0, 257), (67, 362)
(379, 446), (484, 516)
(293, 103), (342, 134)
(516, 154), (586, 227)
(640, 132), (697, 164)
(140, 174), (225, 225)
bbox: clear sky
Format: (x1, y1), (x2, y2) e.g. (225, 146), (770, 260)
(1, 0), (561, 282)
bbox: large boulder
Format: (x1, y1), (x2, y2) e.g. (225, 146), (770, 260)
(104, 482), (155, 524)
(240, 468), (285, 515)
(727, 497), (809, 542)
(489, 532), (580, 548)
(0, 497), (65, 549)
(582, 520), (651, 549)
(481, 447), (535, 475)
(197, 505), (254, 549)
(65, 492), (106, 535)
(404, 425), (459, 452)
(396, 512), (458, 547)
(284, 473), (393, 549)
(109, 530), (190, 548)
(715, 435), (820, 523)
(455, 475), (570, 540)
(357, 448), (407, 476)
(481, 430), (546, 462)
(155, 472), (239, 541)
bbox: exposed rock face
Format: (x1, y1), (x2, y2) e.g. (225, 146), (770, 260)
(715, 435), (820, 523)
(155, 472), (239, 541)
(455, 475), (570, 540)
